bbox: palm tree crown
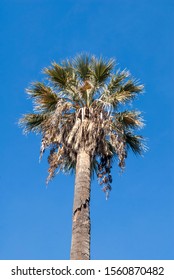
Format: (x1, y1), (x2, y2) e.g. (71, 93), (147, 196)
(20, 54), (146, 197)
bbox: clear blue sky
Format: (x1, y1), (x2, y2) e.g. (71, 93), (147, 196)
(0, 0), (173, 260)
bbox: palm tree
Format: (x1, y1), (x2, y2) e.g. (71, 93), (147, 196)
(19, 54), (146, 260)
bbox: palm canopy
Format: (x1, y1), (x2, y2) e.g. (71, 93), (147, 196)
(19, 54), (146, 195)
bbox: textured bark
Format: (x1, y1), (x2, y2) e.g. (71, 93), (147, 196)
(70, 149), (91, 260)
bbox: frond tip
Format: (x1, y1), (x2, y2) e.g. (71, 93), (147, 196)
(115, 110), (144, 129)
(19, 113), (46, 134)
(44, 63), (68, 88)
(91, 56), (115, 85)
(73, 53), (91, 80)
(27, 82), (59, 113)
(125, 133), (147, 155)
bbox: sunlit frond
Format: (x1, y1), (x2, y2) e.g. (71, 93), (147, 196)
(108, 70), (129, 93)
(123, 79), (144, 93)
(100, 80), (143, 108)
(91, 56), (115, 85)
(115, 110), (144, 129)
(19, 113), (47, 134)
(73, 54), (91, 81)
(27, 82), (59, 113)
(44, 62), (68, 89)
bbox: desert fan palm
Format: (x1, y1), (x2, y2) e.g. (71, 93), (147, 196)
(19, 54), (146, 260)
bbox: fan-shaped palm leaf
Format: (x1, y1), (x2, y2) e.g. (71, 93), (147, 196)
(27, 82), (59, 113)
(19, 113), (47, 134)
(125, 132), (146, 154)
(91, 56), (115, 85)
(115, 110), (144, 129)
(44, 62), (68, 89)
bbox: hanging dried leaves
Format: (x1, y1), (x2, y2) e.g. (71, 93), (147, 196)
(19, 54), (146, 197)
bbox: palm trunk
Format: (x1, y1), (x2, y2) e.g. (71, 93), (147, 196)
(70, 149), (91, 260)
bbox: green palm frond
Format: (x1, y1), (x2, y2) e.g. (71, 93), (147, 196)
(44, 62), (68, 89)
(122, 79), (144, 93)
(99, 89), (134, 109)
(115, 110), (144, 129)
(108, 70), (129, 92)
(19, 113), (47, 134)
(27, 82), (59, 113)
(91, 56), (115, 85)
(73, 54), (91, 81)
(125, 132), (146, 155)
(99, 76), (143, 108)
(61, 60), (79, 87)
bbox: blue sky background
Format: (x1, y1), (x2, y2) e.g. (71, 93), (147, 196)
(0, 0), (173, 260)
